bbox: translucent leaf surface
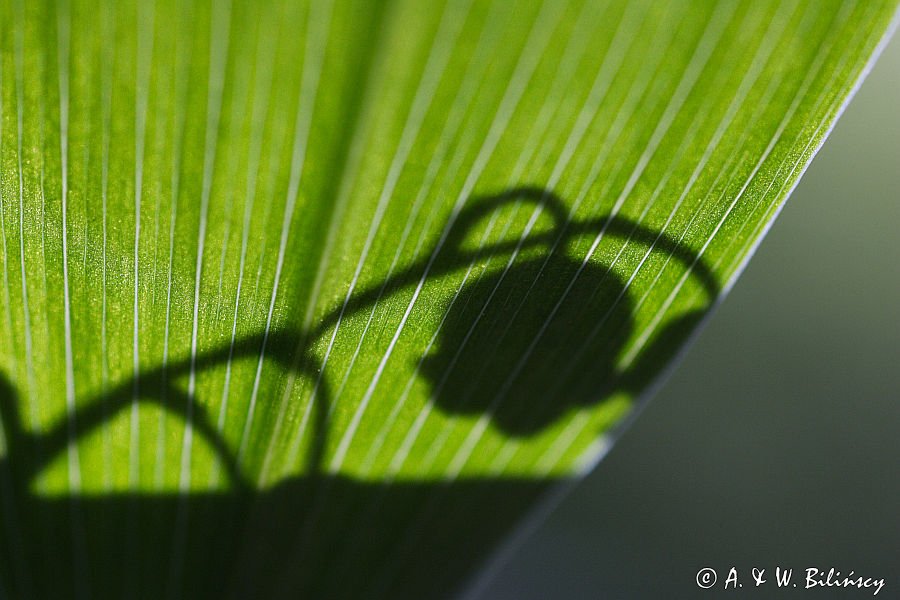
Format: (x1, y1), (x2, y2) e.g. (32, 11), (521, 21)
(0, 0), (896, 597)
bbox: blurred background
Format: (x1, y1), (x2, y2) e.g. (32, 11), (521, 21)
(482, 27), (900, 600)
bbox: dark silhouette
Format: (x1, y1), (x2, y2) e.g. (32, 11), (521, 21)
(421, 188), (718, 435)
(0, 188), (718, 599)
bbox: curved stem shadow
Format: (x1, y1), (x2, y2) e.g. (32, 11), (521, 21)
(0, 186), (719, 599)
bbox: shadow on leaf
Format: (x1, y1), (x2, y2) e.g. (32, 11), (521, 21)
(0, 187), (717, 599)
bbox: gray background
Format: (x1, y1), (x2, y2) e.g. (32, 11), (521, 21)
(482, 29), (900, 600)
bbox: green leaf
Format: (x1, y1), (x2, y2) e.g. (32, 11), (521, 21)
(0, 0), (896, 597)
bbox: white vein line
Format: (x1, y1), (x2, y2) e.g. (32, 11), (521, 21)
(130, 0), (154, 489)
(55, 3), (90, 596)
(609, 5), (812, 365)
(556, 2), (860, 477)
(236, 0), (333, 464)
(524, 5), (800, 477)
(363, 10), (732, 579)
(39, 154), (51, 403)
(275, 0), (502, 481)
(541, 34), (804, 478)
(491, 37), (738, 474)
(80, 89), (91, 277)
(353, 0), (619, 477)
(284, 3), (435, 403)
(385, 0), (676, 479)
(400, 0), (656, 478)
(0, 17), (31, 588)
(621, 3), (852, 371)
(238, 0), (337, 479)
(38, 95), (53, 419)
(538, 117), (783, 472)
(407, 209), (535, 472)
(284, 0), (474, 480)
(298, 4), (568, 568)
(367, 0), (617, 478)
(38, 100), (53, 433)
(562, 2), (873, 477)
(446, 9), (708, 483)
(718, 2), (892, 293)
(540, 0), (648, 189)
(156, 5), (192, 490)
(444, 0), (736, 480)
(324, 204), (514, 589)
(610, 12), (812, 372)
(312, 0), (515, 477)
(179, 0), (232, 493)
(320, 0), (474, 408)
(544, 24), (813, 474)
(533, 3), (693, 244)
(0, 24), (19, 390)
(14, 0), (37, 435)
(375, 203), (507, 474)
(358, 211), (536, 600)
(258, 6), (409, 482)
(210, 47), (253, 332)
(494, 2), (795, 476)
(213, 6), (278, 487)
(542, 160), (759, 473)
(56, 0), (80, 492)
(328, 0), (568, 474)
(274, 0), (398, 382)
(100, 1), (114, 491)
(258, 0), (379, 483)
(245, 105), (289, 313)
(408, 81), (643, 473)
(675, 5), (885, 365)
(372, 1), (626, 491)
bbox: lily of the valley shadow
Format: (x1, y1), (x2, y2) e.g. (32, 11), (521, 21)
(0, 187), (718, 599)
